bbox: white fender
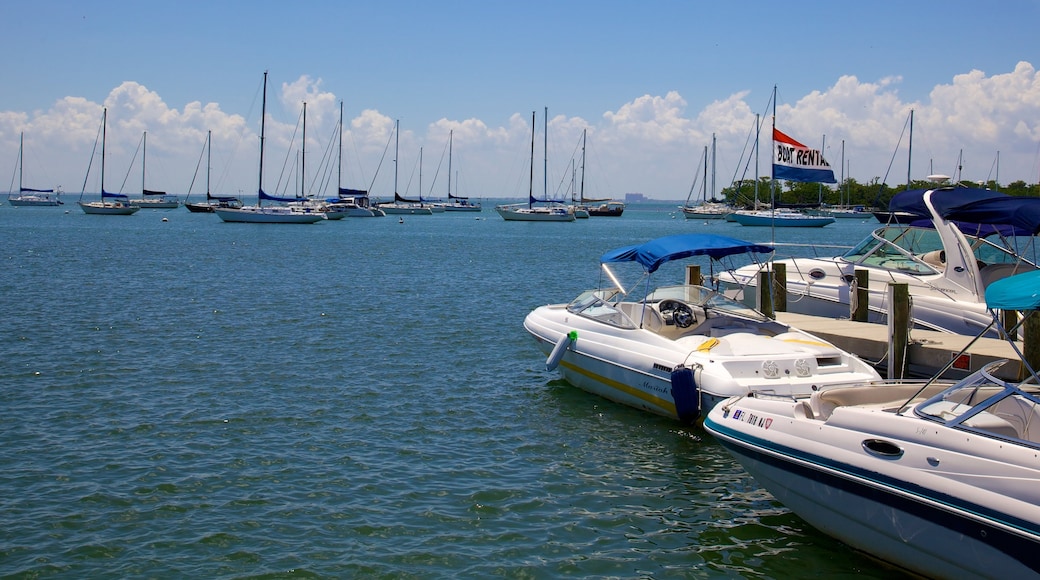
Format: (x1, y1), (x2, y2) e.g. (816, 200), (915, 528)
(545, 331), (577, 371)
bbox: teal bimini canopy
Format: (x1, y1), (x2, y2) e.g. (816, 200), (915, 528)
(601, 233), (774, 274)
(984, 270), (1040, 311)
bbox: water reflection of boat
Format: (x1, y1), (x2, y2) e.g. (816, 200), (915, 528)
(524, 233), (881, 422)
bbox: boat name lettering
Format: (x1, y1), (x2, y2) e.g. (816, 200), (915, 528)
(731, 409), (772, 430)
(643, 381), (668, 394)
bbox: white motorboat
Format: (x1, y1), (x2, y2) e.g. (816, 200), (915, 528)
(523, 234), (882, 422)
(704, 269), (1040, 579)
(719, 186), (1040, 338)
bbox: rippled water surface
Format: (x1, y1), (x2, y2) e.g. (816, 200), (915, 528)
(0, 204), (905, 577)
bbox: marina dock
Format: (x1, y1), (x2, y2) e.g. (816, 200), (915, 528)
(775, 312), (1025, 381)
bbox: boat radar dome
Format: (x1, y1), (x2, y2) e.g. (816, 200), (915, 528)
(926, 174), (951, 184)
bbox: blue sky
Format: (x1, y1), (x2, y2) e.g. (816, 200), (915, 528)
(3, 0), (1039, 200)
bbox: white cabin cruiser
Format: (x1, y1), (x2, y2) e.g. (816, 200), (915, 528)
(524, 234), (881, 422)
(720, 186), (1040, 338)
(705, 269), (1040, 578)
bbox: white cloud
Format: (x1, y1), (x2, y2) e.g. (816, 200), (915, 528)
(3, 63), (1039, 200)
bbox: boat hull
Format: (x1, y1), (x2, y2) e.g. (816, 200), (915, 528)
(78, 201), (140, 215)
(495, 206), (575, 222)
(704, 394), (1040, 579)
(132, 199), (180, 209)
(731, 211), (834, 227)
(9, 197), (63, 206)
(377, 205), (434, 215)
(524, 302), (880, 422)
(213, 206), (325, 223)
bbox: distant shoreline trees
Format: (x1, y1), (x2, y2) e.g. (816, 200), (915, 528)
(719, 177), (1040, 209)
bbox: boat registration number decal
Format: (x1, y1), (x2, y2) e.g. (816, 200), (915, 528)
(731, 409), (772, 430)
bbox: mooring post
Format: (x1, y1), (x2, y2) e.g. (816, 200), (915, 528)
(887, 283), (910, 379)
(853, 269), (870, 322)
(758, 270), (774, 319)
(1024, 311), (1040, 380)
(1002, 309), (1019, 342)
(685, 265), (702, 286)
(772, 262), (787, 312)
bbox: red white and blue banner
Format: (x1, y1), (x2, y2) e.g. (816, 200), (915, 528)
(772, 128), (836, 183)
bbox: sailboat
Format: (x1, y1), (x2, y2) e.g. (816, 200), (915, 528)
(214, 72), (325, 224)
(184, 131), (243, 213)
(78, 108), (140, 215)
(442, 130), (481, 212)
(495, 108), (575, 222)
(130, 132), (179, 209)
(376, 120), (433, 215)
(731, 87), (835, 228)
(325, 101), (382, 217)
(8, 133), (62, 206)
(681, 134), (729, 220)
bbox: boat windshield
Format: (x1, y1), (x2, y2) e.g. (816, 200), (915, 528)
(842, 226), (942, 274)
(916, 360), (1040, 445)
(566, 288), (637, 329)
(645, 285), (770, 322)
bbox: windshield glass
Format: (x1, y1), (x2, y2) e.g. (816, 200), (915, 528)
(566, 289), (636, 329)
(842, 226), (941, 274)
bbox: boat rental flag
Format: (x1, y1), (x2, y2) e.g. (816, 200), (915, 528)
(772, 128), (836, 183)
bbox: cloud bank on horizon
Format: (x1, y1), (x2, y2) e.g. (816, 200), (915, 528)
(3, 62), (1039, 201)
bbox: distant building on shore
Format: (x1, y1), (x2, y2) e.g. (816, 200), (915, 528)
(624, 192), (648, 203)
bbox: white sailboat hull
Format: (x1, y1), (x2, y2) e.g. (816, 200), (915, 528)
(213, 206), (325, 223)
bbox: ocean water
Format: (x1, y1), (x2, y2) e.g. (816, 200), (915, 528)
(0, 203), (904, 578)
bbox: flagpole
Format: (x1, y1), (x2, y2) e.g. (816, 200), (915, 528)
(770, 85), (777, 242)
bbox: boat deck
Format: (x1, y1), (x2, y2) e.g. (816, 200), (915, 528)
(775, 312), (1024, 381)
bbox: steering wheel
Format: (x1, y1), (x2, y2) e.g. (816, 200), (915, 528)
(659, 299), (696, 328)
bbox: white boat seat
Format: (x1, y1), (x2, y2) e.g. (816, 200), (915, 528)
(811, 382), (950, 420)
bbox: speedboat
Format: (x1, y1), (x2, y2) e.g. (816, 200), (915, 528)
(704, 269), (1040, 578)
(523, 234), (882, 422)
(720, 186), (1040, 338)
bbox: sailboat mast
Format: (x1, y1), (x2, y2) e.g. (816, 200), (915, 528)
(142, 131), (147, 194)
(101, 108), (107, 194)
(579, 128), (586, 202)
(711, 133), (716, 202)
(18, 132), (23, 192)
(301, 101), (307, 198)
(394, 119), (399, 196)
(337, 101), (343, 191)
(702, 145), (708, 203)
(754, 113), (760, 205)
(906, 109), (913, 189)
(817, 135), (826, 205)
(259, 71), (268, 203)
(206, 130), (211, 196)
(543, 106), (548, 203)
(839, 139), (845, 206)
(528, 111), (534, 209)
(447, 130), (453, 198)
